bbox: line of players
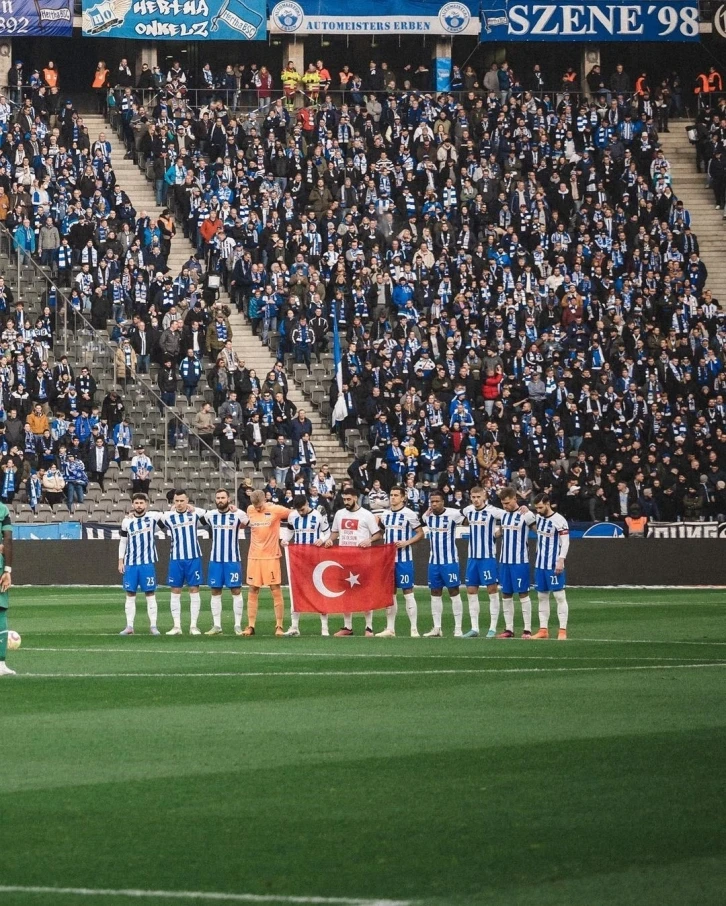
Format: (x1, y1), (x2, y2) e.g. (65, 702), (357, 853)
(118, 484), (569, 640)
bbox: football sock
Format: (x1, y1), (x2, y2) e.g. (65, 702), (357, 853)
(0, 608), (7, 660)
(146, 594), (158, 627)
(290, 610), (300, 631)
(451, 594), (463, 634)
(502, 596), (514, 632)
(170, 593), (181, 629)
(124, 594), (136, 628)
(190, 592), (201, 629)
(210, 594), (223, 628)
(538, 592), (551, 629)
(364, 609), (373, 631)
(554, 590), (569, 629)
(520, 595), (532, 632)
(272, 587), (284, 627)
(431, 595), (443, 630)
(247, 589), (259, 628)
(467, 591), (480, 633)
(343, 612), (353, 631)
(320, 614), (329, 633)
(232, 593), (244, 628)
(404, 592), (417, 630)
(386, 599), (397, 632)
(488, 591), (500, 632)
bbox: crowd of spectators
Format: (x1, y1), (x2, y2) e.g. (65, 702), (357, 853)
(1, 53), (726, 524)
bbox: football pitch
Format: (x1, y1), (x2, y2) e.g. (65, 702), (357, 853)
(2, 586), (725, 906)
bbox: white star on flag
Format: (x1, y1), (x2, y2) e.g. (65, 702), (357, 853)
(345, 572), (361, 588)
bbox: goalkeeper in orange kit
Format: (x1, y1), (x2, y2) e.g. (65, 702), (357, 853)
(241, 490), (291, 637)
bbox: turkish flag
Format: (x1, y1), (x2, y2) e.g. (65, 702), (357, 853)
(286, 544), (397, 614)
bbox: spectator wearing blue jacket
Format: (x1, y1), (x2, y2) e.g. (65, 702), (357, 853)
(179, 348), (203, 403)
(392, 277), (414, 312)
(65, 454), (88, 513)
(13, 218), (35, 265)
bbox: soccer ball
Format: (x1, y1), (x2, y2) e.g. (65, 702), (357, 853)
(7, 630), (21, 651)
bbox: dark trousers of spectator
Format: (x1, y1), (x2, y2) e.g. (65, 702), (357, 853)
(67, 482), (85, 511)
(159, 390), (176, 414)
(131, 479), (150, 495)
(89, 470), (106, 491)
(713, 179), (726, 208)
(44, 491), (65, 508)
(183, 382), (198, 403)
(137, 354), (150, 374)
(294, 346), (312, 371)
(116, 446), (131, 462)
(247, 444), (262, 466)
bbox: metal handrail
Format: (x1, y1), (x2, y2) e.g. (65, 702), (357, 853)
(0, 221), (238, 495)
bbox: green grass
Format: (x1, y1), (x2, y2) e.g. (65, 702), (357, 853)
(1, 586), (725, 906)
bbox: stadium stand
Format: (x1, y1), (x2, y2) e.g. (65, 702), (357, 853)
(0, 58), (724, 525)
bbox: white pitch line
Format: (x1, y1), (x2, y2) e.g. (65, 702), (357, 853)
(0, 885), (411, 905)
(14, 663), (726, 679)
(20, 647), (722, 663)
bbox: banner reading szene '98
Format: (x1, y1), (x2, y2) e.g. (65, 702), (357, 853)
(0, 0), (72, 36)
(480, 0), (699, 41)
(270, 0), (480, 35)
(82, 0), (266, 38)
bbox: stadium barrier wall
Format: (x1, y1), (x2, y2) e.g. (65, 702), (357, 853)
(12, 540), (726, 587)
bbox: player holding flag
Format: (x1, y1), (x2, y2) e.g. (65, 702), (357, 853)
(422, 489), (465, 638)
(531, 493), (569, 640)
(375, 485), (424, 637)
(118, 493), (164, 637)
(486, 487), (536, 638)
(282, 495), (332, 637)
(330, 486), (382, 636)
(161, 490), (206, 636)
(203, 488), (249, 636)
(462, 486), (501, 638)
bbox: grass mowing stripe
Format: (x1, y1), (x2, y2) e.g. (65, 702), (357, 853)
(0, 885), (412, 905)
(16, 662), (726, 678)
(20, 646), (724, 662)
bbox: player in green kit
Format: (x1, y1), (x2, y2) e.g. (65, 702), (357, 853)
(0, 501), (14, 676)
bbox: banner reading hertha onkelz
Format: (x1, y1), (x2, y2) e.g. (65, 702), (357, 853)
(287, 544), (396, 614)
(82, 0), (266, 38)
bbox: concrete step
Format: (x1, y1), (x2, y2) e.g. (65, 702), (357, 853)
(96, 112), (357, 484)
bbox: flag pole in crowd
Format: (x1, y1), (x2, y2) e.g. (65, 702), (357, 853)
(331, 301), (348, 429)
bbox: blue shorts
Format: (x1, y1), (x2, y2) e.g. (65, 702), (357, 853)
(535, 568), (567, 593)
(395, 561), (415, 591)
(168, 556), (203, 588)
(428, 562), (460, 590)
(208, 561), (243, 589)
(499, 563), (531, 596)
(123, 563), (157, 593)
(465, 557), (498, 588)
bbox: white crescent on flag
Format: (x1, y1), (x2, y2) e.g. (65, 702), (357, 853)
(311, 560), (345, 598)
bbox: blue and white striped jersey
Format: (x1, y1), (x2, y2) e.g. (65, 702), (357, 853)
(288, 509), (331, 545)
(462, 504), (498, 560)
(120, 511), (165, 566)
(378, 507), (421, 563)
(160, 507), (205, 561)
(535, 513), (569, 571)
(423, 508), (464, 565)
(204, 509), (249, 563)
(486, 506), (535, 565)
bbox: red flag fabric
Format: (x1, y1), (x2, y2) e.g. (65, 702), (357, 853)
(287, 544), (397, 614)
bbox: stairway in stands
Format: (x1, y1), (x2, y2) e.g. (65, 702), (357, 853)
(659, 125), (726, 302)
(87, 114), (355, 485)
